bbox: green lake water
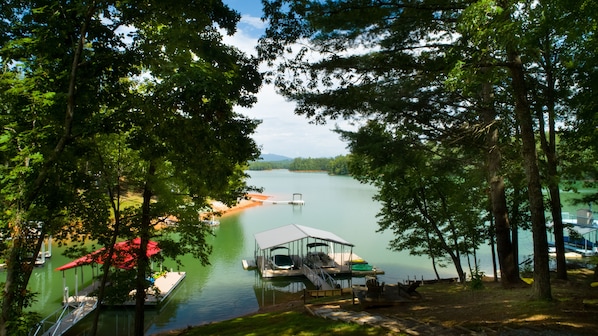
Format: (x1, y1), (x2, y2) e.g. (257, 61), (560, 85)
(3, 170), (594, 335)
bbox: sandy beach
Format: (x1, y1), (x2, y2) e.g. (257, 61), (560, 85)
(208, 193), (270, 217)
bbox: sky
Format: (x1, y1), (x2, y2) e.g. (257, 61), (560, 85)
(221, 0), (350, 158)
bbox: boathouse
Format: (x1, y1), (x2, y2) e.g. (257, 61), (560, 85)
(253, 224), (383, 287)
(36, 239), (186, 336)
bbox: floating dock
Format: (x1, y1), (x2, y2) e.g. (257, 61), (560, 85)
(127, 271), (186, 305)
(252, 193), (305, 205)
(242, 259), (256, 270)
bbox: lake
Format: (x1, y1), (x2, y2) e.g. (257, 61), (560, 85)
(8, 169), (586, 335)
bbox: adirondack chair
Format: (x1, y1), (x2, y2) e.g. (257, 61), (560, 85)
(366, 278), (385, 299)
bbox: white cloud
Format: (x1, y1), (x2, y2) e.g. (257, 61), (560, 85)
(222, 16), (350, 158)
(236, 83), (350, 158)
(240, 15), (267, 30)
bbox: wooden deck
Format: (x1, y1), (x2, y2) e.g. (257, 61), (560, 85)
(125, 272), (186, 305)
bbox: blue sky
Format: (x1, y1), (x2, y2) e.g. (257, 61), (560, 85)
(222, 0), (350, 158)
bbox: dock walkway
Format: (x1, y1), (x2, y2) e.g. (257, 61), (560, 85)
(302, 265), (335, 290)
(252, 199), (305, 205)
(249, 253), (383, 279)
(251, 193), (305, 205)
(42, 297), (98, 336)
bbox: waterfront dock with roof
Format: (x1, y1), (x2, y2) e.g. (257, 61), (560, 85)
(243, 224), (383, 289)
(32, 239), (185, 336)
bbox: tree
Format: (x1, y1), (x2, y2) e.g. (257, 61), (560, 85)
(345, 121), (486, 282)
(556, 0), (598, 280)
(1, 2), (130, 333)
(259, 0), (563, 298)
(0, 1), (261, 335)
(259, 0), (518, 284)
(328, 155), (351, 175)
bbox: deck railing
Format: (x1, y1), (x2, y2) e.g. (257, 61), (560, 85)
(31, 297), (98, 336)
(301, 264), (337, 290)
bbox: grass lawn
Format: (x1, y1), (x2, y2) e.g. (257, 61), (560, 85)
(164, 310), (398, 336)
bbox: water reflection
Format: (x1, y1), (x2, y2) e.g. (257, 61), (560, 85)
(16, 170), (555, 335)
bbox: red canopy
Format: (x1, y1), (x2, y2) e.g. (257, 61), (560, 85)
(56, 238), (160, 271)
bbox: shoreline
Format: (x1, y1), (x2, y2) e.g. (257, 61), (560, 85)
(208, 193), (270, 217)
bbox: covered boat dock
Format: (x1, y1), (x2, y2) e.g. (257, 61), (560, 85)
(249, 224), (382, 289)
(34, 239), (185, 336)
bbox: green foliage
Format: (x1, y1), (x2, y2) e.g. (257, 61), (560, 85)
(1, 0), (262, 333)
(327, 155), (351, 175)
(469, 266), (485, 290)
(520, 258), (534, 278)
(247, 155), (352, 175)
(6, 312), (40, 336)
(260, 0), (598, 295)
(289, 157), (332, 171)
(346, 121), (486, 280)
(247, 160), (292, 170)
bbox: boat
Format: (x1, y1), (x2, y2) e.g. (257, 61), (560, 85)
(547, 209), (598, 257)
(351, 263), (374, 272)
(200, 214), (220, 227)
(270, 246), (295, 270)
(305, 242), (336, 268)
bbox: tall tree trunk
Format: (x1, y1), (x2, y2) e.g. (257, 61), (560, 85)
(508, 50), (552, 300)
(416, 190), (466, 282)
(426, 218), (466, 282)
(1, 218), (23, 336)
(537, 35), (567, 280)
(135, 162), (155, 335)
(425, 231), (441, 280)
(90, 185), (124, 335)
(480, 77), (521, 286)
(89, 125), (130, 335)
(490, 175), (521, 286)
(547, 185), (566, 278)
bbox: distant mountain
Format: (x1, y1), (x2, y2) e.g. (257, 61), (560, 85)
(259, 153), (293, 161)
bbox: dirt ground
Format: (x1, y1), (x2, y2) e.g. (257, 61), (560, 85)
(265, 268), (597, 335)
(253, 269), (598, 334)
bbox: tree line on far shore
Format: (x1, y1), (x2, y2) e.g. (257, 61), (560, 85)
(247, 155), (351, 175)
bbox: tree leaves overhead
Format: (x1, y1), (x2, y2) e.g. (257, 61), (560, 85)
(260, 0), (598, 292)
(1, 1), (262, 333)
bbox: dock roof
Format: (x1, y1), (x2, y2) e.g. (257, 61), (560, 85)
(254, 224), (354, 250)
(56, 238), (160, 271)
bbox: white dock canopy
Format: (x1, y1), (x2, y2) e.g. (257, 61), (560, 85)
(254, 224), (354, 250)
